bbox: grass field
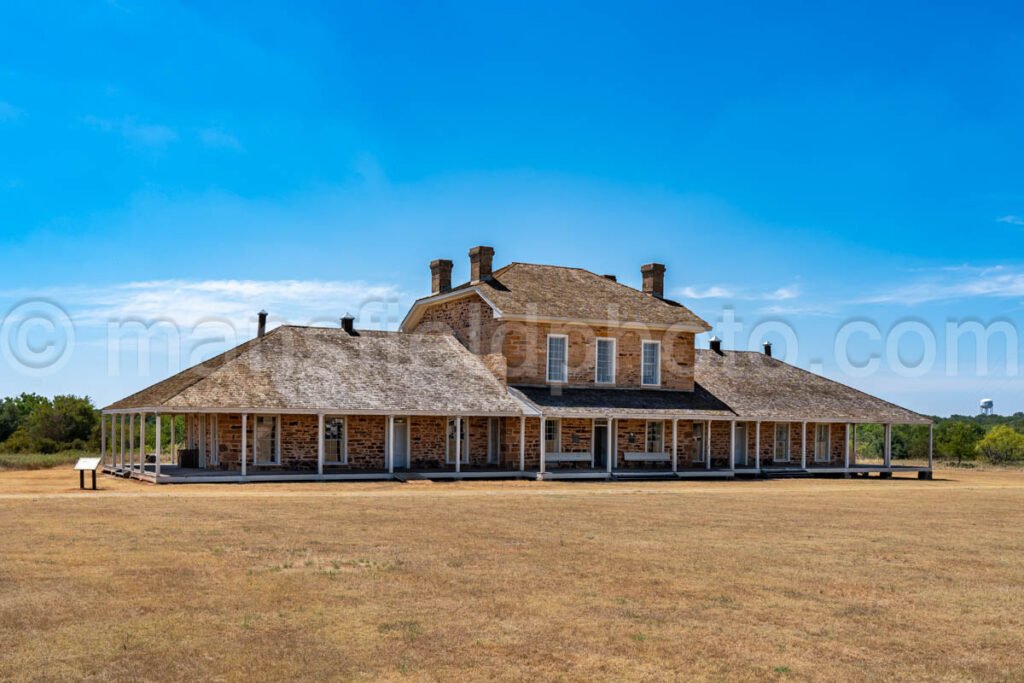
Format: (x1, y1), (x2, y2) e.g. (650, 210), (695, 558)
(0, 450), (91, 471)
(1, 469), (1022, 681)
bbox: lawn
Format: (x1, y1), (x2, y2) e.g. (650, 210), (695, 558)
(0, 450), (92, 471)
(0, 469), (1022, 681)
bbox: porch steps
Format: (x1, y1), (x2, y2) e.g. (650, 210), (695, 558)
(611, 471), (679, 481)
(761, 469), (813, 479)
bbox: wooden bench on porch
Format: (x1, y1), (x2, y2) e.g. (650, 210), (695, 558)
(545, 452), (592, 468)
(624, 452), (671, 467)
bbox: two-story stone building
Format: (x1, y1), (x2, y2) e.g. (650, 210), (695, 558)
(101, 245), (933, 483)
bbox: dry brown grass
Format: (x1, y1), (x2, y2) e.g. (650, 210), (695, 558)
(1, 469), (1022, 682)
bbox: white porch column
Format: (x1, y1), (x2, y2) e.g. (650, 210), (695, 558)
(317, 413), (325, 476)
(730, 420), (736, 472)
(844, 423), (851, 470)
(539, 417), (546, 475)
(155, 414), (162, 479)
(884, 423), (892, 466)
(129, 413), (135, 472)
(606, 418), (614, 474)
(139, 413), (146, 473)
(170, 415), (176, 465)
(928, 423), (934, 470)
(671, 419), (678, 473)
(241, 414), (248, 477)
(755, 421), (761, 471)
(852, 424), (858, 464)
(705, 420), (711, 470)
(101, 414), (107, 465)
(119, 414), (125, 468)
(387, 415), (395, 474)
(519, 416), (525, 471)
(800, 421), (807, 469)
(455, 416), (462, 473)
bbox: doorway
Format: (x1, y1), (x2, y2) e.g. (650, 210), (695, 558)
(393, 417), (409, 468)
(593, 420), (609, 468)
(734, 422), (748, 467)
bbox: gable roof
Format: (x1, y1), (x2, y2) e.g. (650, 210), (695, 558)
(694, 350), (931, 424)
(402, 262), (711, 331)
(104, 326), (522, 415)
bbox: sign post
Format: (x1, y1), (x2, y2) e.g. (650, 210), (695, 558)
(74, 457), (102, 490)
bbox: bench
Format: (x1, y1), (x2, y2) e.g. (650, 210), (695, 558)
(544, 452), (592, 464)
(624, 451), (671, 463)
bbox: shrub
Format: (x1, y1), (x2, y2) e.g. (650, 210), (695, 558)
(976, 426), (1024, 465)
(0, 428), (35, 454)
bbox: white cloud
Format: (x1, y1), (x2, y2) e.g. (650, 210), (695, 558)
(678, 285), (734, 299)
(199, 127), (242, 151)
(859, 265), (1024, 305)
(83, 115), (178, 148)
(676, 283), (801, 301)
(996, 215), (1024, 226)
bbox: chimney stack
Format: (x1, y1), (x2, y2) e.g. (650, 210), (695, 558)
(640, 263), (665, 298)
(430, 259), (453, 295)
(341, 314), (356, 336)
(763, 341), (773, 357)
(257, 310), (268, 338)
(469, 245), (495, 283)
(603, 274), (617, 282)
(709, 335), (722, 354)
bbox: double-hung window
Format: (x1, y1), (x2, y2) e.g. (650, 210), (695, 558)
(641, 340), (660, 386)
(254, 415), (280, 465)
(595, 338), (616, 384)
(544, 418), (561, 454)
(814, 424), (830, 462)
(774, 423), (791, 462)
(547, 334), (568, 383)
(325, 417), (347, 464)
(646, 421), (665, 453)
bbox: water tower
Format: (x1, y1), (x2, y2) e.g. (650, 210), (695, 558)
(980, 398), (994, 416)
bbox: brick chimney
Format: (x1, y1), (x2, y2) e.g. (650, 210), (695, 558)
(257, 310), (268, 338)
(430, 259), (453, 295)
(640, 263), (665, 298)
(469, 246), (495, 283)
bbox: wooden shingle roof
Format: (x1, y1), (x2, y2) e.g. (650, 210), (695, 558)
(694, 350), (931, 424)
(104, 326), (522, 415)
(510, 385), (735, 419)
(404, 262), (711, 330)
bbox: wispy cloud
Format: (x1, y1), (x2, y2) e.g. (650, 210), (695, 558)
(859, 265), (1024, 305)
(676, 283), (800, 301)
(198, 127), (242, 151)
(83, 115), (178, 148)
(996, 215), (1024, 226)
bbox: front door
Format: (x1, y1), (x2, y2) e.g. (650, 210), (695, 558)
(734, 422), (748, 467)
(393, 418), (409, 468)
(593, 422), (608, 468)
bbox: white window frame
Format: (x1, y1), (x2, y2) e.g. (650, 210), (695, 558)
(547, 334), (569, 384)
(773, 423), (791, 463)
(641, 340), (661, 387)
(253, 415), (281, 465)
(324, 416), (348, 465)
(544, 418), (561, 454)
(814, 423), (831, 463)
(595, 337), (616, 384)
(645, 420), (665, 453)
(692, 422), (705, 462)
(445, 417), (469, 464)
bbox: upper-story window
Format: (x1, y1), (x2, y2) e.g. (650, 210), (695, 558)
(641, 340), (660, 386)
(547, 334), (568, 383)
(595, 338), (616, 384)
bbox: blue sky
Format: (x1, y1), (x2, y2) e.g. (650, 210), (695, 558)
(1, 0), (1022, 415)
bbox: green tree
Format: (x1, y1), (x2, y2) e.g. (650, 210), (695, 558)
(26, 395), (97, 446)
(935, 420), (984, 466)
(976, 425), (1024, 465)
(0, 393), (50, 442)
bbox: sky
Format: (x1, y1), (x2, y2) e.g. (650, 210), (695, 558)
(1, 0), (1022, 416)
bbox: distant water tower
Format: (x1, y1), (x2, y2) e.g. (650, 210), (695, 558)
(980, 398), (994, 416)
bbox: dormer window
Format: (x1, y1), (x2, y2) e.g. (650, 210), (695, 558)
(641, 340), (660, 386)
(547, 334), (568, 383)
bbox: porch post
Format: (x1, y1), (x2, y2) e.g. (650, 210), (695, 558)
(101, 414), (107, 466)
(539, 417), (546, 475)
(387, 415), (395, 474)
(119, 414), (125, 469)
(705, 420), (711, 470)
(129, 413), (135, 472)
(800, 421), (807, 469)
(730, 420), (736, 473)
(607, 418), (614, 474)
(139, 413), (146, 474)
(755, 421), (761, 471)
(455, 416), (462, 473)
(317, 413), (325, 476)
(519, 416), (525, 472)
(844, 423), (851, 470)
(852, 424), (858, 464)
(671, 419), (678, 473)
(241, 414), (247, 477)
(884, 423), (892, 467)
(928, 423), (934, 470)
(155, 414), (161, 479)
